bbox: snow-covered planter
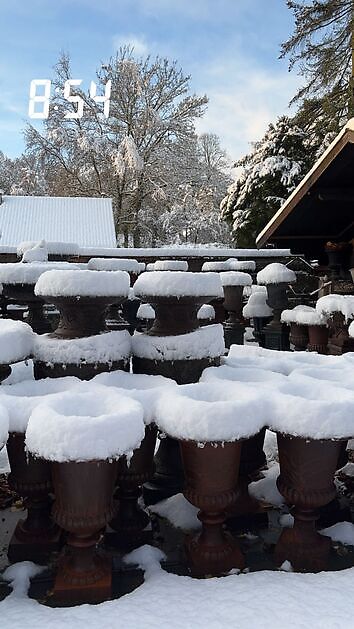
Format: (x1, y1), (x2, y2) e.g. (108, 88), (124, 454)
(34, 269), (131, 379)
(136, 303), (155, 333)
(88, 257), (141, 275)
(153, 260), (189, 271)
(316, 295), (354, 355)
(2, 377), (80, 562)
(281, 305), (327, 352)
(26, 388), (145, 603)
(257, 263), (296, 351)
(197, 303), (215, 326)
(87, 371), (176, 545)
(220, 271), (252, 348)
(132, 271), (224, 504)
(243, 292), (272, 348)
(0, 262), (79, 334)
(154, 382), (266, 576)
(0, 319), (34, 381)
(274, 433), (344, 572)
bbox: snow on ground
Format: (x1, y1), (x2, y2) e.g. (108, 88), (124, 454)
(3, 550), (354, 628)
(248, 464), (284, 507)
(149, 493), (200, 530)
(320, 522), (354, 546)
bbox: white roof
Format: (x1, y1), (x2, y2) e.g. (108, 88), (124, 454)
(0, 196), (116, 248)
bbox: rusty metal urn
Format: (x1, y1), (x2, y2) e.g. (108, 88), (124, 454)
(52, 459), (118, 603)
(7, 432), (61, 562)
(132, 271), (224, 504)
(327, 312), (354, 355)
(33, 270), (131, 379)
(263, 283), (291, 351)
(181, 440), (245, 576)
(3, 283), (51, 334)
(289, 322), (309, 351)
(275, 433), (343, 572)
(222, 285), (245, 348)
(109, 424), (157, 546)
(307, 324), (328, 354)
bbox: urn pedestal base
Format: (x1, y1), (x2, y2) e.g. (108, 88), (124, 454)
(34, 358), (129, 381)
(275, 509), (331, 572)
(223, 321), (244, 348)
(263, 323), (290, 351)
(8, 515), (62, 564)
(186, 524), (245, 577)
(53, 544), (112, 605)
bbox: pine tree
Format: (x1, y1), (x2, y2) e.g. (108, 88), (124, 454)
(220, 116), (317, 247)
(281, 0), (353, 125)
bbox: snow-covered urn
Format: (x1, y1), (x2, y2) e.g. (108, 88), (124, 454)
(257, 263), (296, 351)
(33, 269), (131, 379)
(3, 377), (80, 563)
(132, 271), (225, 504)
(274, 433), (345, 572)
(26, 388), (145, 604)
(201, 261), (229, 323)
(90, 370), (177, 545)
(220, 271), (252, 348)
(316, 294), (354, 355)
(0, 319), (34, 381)
(153, 260), (189, 271)
(0, 262), (78, 334)
(281, 305), (327, 353)
(243, 290), (272, 348)
(197, 304), (215, 327)
(136, 302), (155, 333)
(154, 381), (266, 576)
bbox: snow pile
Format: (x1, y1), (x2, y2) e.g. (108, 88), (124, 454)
(90, 370), (177, 425)
(132, 324), (225, 361)
(146, 263), (156, 271)
(197, 304), (215, 320)
(5, 555), (354, 628)
(150, 493), (200, 530)
(134, 271), (223, 299)
(26, 389), (145, 462)
(0, 376), (81, 433)
(155, 381), (268, 442)
(33, 330), (131, 366)
(0, 320), (34, 364)
(220, 271), (252, 287)
(227, 259), (256, 272)
(249, 463), (284, 507)
(281, 305), (327, 326)
(137, 304), (155, 320)
(320, 522), (354, 546)
(21, 240), (48, 263)
(243, 284), (267, 298)
(243, 292), (272, 318)
(201, 364), (287, 387)
(257, 263), (296, 285)
(202, 260), (232, 271)
(35, 269), (130, 298)
(0, 262), (79, 285)
(154, 260), (189, 271)
(18, 241), (79, 256)
(87, 257), (141, 273)
(316, 294), (354, 322)
(0, 403), (9, 448)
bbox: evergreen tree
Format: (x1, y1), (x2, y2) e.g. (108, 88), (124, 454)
(220, 116), (317, 247)
(281, 0), (353, 124)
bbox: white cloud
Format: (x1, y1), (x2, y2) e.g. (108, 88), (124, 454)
(194, 58), (302, 162)
(112, 34), (149, 56)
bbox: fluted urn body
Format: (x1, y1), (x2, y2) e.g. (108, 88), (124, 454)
(275, 433), (343, 572)
(181, 440), (244, 576)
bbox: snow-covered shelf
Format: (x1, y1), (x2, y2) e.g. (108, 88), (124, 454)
(78, 246), (292, 258)
(18, 241), (80, 256)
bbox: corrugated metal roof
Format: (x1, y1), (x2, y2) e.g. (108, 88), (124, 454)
(0, 196), (116, 248)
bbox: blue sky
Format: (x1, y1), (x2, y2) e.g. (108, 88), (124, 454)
(0, 0), (301, 160)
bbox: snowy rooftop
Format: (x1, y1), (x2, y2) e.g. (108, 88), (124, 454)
(0, 196), (116, 248)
